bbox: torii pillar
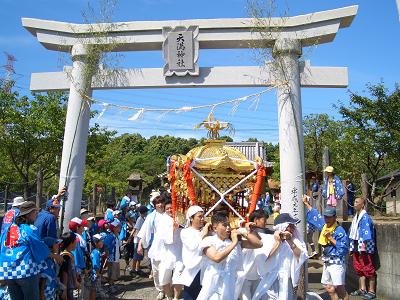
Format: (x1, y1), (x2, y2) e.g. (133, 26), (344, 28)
(273, 39), (306, 237)
(58, 44), (95, 232)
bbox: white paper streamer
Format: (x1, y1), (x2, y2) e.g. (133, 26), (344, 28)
(81, 84), (286, 122)
(97, 103), (110, 120)
(128, 109), (144, 121)
(156, 110), (171, 121)
(248, 94), (260, 111)
(178, 106), (193, 112)
(230, 100), (242, 115)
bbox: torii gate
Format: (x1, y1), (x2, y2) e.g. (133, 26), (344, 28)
(22, 6), (358, 234)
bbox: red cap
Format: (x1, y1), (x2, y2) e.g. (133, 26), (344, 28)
(68, 221), (80, 232)
(81, 219), (88, 227)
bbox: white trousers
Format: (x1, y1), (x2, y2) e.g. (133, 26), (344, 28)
(151, 259), (163, 292)
(241, 279), (260, 300)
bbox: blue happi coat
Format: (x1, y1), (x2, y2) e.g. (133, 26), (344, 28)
(90, 248), (101, 282)
(1, 209), (20, 234)
(126, 209), (138, 222)
(0, 286), (10, 300)
(349, 212), (375, 254)
(118, 196), (130, 210)
(322, 175), (345, 200)
(0, 223), (49, 280)
(119, 221), (127, 241)
(72, 233), (86, 273)
(104, 209), (114, 222)
(104, 232), (118, 261)
(306, 207), (349, 264)
(41, 257), (58, 300)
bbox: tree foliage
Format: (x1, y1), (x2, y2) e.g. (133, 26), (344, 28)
(0, 82), (68, 198)
(303, 83), (400, 202)
(83, 134), (200, 198)
(303, 114), (343, 174)
(338, 83), (400, 181)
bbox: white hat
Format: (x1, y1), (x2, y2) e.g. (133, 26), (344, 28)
(92, 233), (104, 243)
(186, 205), (204, 220)
(70, 217), (82, 225)
(87, 216), (95, 221)
(112, 210), (121, 216)
(80, 208), (89, 215)
(12, 196), (26, 207)
(150, 191), (161, 203)
(128, 201), (137, 207)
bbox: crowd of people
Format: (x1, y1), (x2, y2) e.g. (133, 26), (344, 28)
(0, 175), (377, 300)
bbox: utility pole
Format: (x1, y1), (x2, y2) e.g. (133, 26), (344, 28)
(341, 180), (349, 221)
(111, 186), (116, 206)
(36, 169), (43, 208)
(361, 173), (369, 210)
(92, 183), (97, 216)
(322, 146), (330, 211)
(3, 185), (9, 213)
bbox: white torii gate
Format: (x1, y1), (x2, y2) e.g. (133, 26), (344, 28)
(22, 6), (357, 234)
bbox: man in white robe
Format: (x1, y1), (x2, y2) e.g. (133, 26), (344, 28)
(235, 209), (281, 300)
(197, 212), (262, 300)
(157, 200), (183, 300)
(137, 194), (165, 299)
(252, 213), (308, 300)
(179, 206), (210, 300)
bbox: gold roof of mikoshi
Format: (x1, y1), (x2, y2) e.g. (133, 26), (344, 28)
(186, 140), (255, 173)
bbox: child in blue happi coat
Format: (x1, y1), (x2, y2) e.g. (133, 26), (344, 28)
(59, 232), (79, 300)
(40, 237), (61, 300)
(103, 219), (122, 292)
(89, 234), (106, 300)
(113, 210), (127, 241)
(69, 218), (88, 277)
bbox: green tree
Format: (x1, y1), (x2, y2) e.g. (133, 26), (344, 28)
(338, 83), (400, 182)
(247, 137), (259, 142)
(219, 135), (233, 142)
(84, 133), (147, 196)
(0, 82), (68, 198)
(264, 142), (279, 180)
(84, 134), (200, 200)
(303, 114), (344, 174)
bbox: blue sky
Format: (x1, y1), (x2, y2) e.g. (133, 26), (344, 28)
(1, 0), (399, 143)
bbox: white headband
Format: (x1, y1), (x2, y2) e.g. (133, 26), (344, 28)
(186, 205), (204, 220)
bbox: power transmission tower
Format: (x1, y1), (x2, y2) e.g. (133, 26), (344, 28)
(2, 52), (17, 92)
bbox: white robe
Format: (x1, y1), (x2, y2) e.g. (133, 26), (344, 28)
(179, 227), (204, 287)
(235, 233), (275, 300)
(137, 210), (164, 260)
(157, 213), (183, 284)
(252, 233), (308, 300)
(197, 235), (243, 300)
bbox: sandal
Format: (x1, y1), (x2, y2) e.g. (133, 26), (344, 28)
(362, 292), (376, 299)
(350, 289), (367, 296)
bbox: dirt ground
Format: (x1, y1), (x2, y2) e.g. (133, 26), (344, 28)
(110, 258), (376, 300)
